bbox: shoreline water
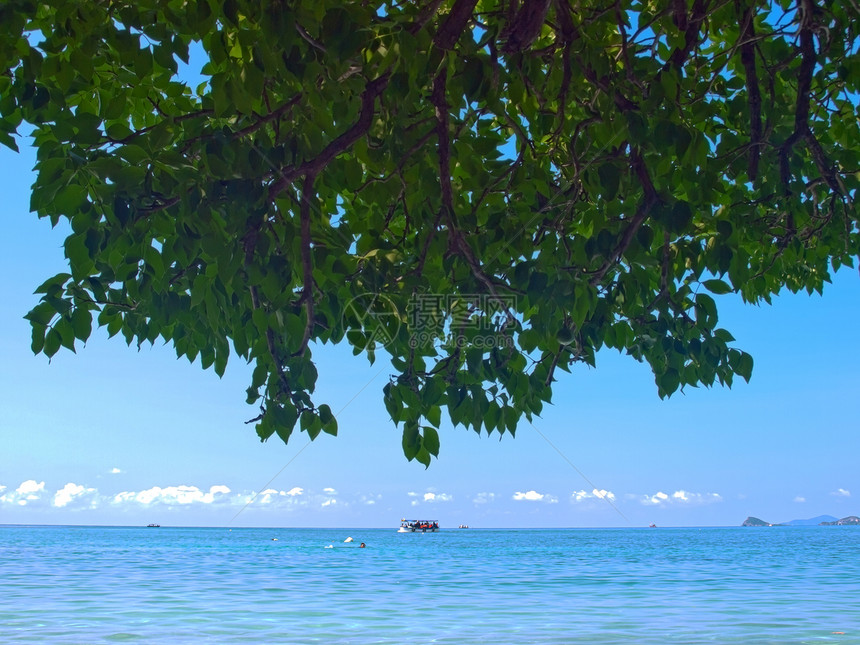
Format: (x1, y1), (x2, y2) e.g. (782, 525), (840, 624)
(3, 525), (859, 644)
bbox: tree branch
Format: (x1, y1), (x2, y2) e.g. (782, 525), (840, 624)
(432, 67), (515, 326)
(410, 0), (446, 34)
(294, 173), (316, 357)
(737, 2), (762, 180)
(501, 0), (552, 54)
(434, 0), (479, 50)
(669, 0), (710, 69)
(232, 94), (302, 139)
(590, 148), (658, 285)
(267, 74), (390, 200)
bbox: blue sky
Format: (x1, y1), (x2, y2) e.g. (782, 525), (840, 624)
(1, 135), (858, 529)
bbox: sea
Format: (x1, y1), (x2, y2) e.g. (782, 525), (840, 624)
(1, 525), (858, 644)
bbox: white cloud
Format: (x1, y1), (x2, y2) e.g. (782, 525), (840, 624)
(794, 496), (806, 503)
(473, 492), (495, 504)
(513, 490), (558, 503)
(423, 492), (452, 503)
(18, 480), (45, 496)
(245, 486), (313, 507)
(53, 483), (98, 508)
(409, 491), (452, 506)
(323, 487), (337, 494)
(112, 485), (232, 506)
(831, 488), (851, 498)
(257, 489), (284, 504)
(572, 489), (616, 502)
(643, 491), (670, 505)
(642, 490), (722, 506)
(1, 480), (47, 506)
(321, 498), (337, 507)
(110, 468), (122, 474)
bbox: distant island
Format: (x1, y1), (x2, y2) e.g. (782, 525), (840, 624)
(742, 515), (859, 527)
(820, 516), (860, 526)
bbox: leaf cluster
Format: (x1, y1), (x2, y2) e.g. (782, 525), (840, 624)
(2, 0), (857, 463)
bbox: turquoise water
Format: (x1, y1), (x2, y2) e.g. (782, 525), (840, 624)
(1, 526), (858, 643)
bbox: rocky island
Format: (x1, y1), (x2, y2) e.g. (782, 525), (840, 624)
(741, 515), (859, 526)
(819, 516), (860, 526)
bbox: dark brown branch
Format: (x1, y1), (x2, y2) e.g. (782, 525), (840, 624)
(737, 2), (762, 180)
(267, 74), (390, 200)
(410, 0), (446, 34)
(434, 0), (479, 50)
(779, 0), (817, 194)
(135, 196), (181, 216)
(431, 68), (515, 325)
(296, 22), (326, 53)
(501, 0), (552, 54)
(804, 129), (844, 194)
(432, 69), (455, 221)
(589, 148), (658, 285)
(105, 109), (214, 145)
(244, 214), (291, 396)
(552, 0), (576, 131)
(232, 94), (302, 139)
(544, 345), (565, 387)
(669, 0), (710, 69)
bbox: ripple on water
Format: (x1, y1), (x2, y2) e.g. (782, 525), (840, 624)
(2, 526), (860, 643)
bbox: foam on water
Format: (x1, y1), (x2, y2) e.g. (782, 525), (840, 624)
(1, 526), (858, 643)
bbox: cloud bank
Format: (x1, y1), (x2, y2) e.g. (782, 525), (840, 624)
(641, 490), (722, 506)
(513, 490), (558, 503)
(0, 480), (46, 506)
(571, 489), (616, 502)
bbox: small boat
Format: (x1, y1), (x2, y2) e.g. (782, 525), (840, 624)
(146, 523), (160, 528)
(458, 524), (470, 529)
(649, 523), (657, 528)
(399, 519), (439, 532)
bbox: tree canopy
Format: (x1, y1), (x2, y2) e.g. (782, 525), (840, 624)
(1, 0), (857, 465)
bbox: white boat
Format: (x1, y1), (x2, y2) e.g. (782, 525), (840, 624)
(398, 519), (439, 532)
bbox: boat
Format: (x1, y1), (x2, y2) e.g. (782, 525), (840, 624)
(146, 523), (160, 528)
(458, 524), (470, 529)
(399, 519), (439, 532)
(649, 523), (657, 528)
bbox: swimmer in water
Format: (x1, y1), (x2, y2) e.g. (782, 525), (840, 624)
(359, 543), (366, 548)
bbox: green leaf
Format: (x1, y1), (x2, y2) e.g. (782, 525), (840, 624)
(43, 328), (61, 358)
(8, 0), (853, 467)
(659, 369), (680, 397)
(702, 279), (733, 295)
(53, 185), (88, 213)
(30, 323), (46, 354)
(71, 308), (92, 342)
(597, 163), (620, 201)
(401, 422), (420, 460)
(422, 426), (440, 457)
